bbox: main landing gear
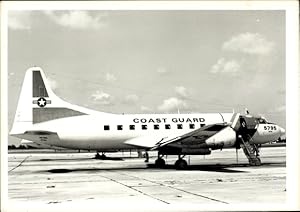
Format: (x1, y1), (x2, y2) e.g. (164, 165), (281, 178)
(95, 152), (106, 159)
(174, 155), (188, 170)
(154, 154), (165, 168)
(154, 154), (188, 170)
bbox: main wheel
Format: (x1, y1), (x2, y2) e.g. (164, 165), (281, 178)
(155, 158), (165, 168)
(95, 153), (106, 160)
(175, 159), (188, 170)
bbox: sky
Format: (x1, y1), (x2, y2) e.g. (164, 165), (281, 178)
(7, 10), (286, 145)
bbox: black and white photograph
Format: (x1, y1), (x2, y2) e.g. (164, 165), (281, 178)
(1, 1), (299, 211)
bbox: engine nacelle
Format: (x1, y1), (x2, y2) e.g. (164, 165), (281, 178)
(181, 148), (211, 155)
(158, 146), (211, 155)
(205, 126), (236, 148)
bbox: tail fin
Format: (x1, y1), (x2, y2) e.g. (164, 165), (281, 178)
(10, 67), (91, 135)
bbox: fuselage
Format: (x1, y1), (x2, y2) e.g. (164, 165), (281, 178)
(14, 112), (283, 151)
(16, 113), (230, 150)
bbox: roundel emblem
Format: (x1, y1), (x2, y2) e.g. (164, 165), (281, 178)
(37, 97), (47, 107)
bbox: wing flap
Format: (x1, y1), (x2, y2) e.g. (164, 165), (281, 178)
(151, 123), (229, 150)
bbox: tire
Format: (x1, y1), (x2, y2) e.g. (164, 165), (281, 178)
(175, 159), (188, 170)
(155, 158), (165, 168)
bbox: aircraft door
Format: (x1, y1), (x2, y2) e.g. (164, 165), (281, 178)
(236, 116), (259, 142)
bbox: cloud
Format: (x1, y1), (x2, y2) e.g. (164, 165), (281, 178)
(8, 11), (31, 30)
(175, 86), (189, 99)
(105, 73), (117, 82)
(140, 106), (152, 112)
(270, 105), (286, 113)
(123, 94), (139, 105)
(45, 11), (106, 30)
(158, 97), (188, 112)
(157, 67), (168, 74)
(222, 32), (274, 55)
(91, 90), (113, 105)
(210, 58), (241, 74)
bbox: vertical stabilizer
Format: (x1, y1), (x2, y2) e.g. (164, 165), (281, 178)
(10, 67), (91, 136)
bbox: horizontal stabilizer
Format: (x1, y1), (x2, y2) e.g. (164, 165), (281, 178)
(20, 130), (60, 144)
(21, 139), (67, 150)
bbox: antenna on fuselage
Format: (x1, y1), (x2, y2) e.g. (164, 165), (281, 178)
(245, 108), (249, 115)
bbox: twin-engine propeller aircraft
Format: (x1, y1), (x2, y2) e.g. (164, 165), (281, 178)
(10, 67), (285, 169)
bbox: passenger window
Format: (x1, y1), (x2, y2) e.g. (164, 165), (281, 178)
(104, 125), (110, 130)
(165, 124), (171, 129)
(154, 124), (159, 130)
(200, 124), (205, 127)
(117, 125), (123, 130)
(129, 125), (135, 130)
(177, 124), (183, 129)
(142, 125), (147, 130)
(189, 124), (195, 129)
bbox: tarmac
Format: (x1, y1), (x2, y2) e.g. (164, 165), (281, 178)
(7, 147), (286, 211)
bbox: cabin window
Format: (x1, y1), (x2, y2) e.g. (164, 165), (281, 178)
(154, 124), (159, 130)
(165, 124), (171, 129)
(104, 125), (110, 130)
(200, 124), (205, 127)
(142, 125), (147, 130)
(117, 125), (123, 130)
(177, 124), (183, 129)
(189, 124), (195, 129)
(129, 125), (135, 130)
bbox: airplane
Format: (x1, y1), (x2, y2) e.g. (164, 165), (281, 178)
(10, 67), (285, 169)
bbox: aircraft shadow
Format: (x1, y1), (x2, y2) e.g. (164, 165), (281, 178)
(44, 164), (249, 173)
(147, 164), (247, 173)
(147, 161), (285, 172)
(45, 167), (145, 173)
(40, 160), (285, 174)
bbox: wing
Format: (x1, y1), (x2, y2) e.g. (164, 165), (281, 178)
(125, 113), (240, 152)
(124, 123), (233, 151)
(152, 113), (240, 152)
(150, 123), (230, 150)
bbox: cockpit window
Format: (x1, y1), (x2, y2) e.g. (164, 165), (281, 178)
(258, 118), (267, 124)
